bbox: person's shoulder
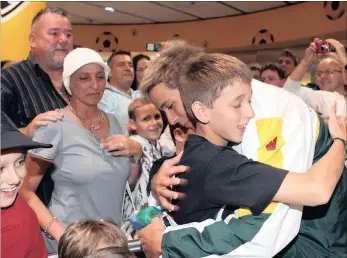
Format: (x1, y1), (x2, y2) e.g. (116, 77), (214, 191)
(182, 135), (226, 164)
(2, 60), (31, 75)
(5, 195), (36, 218)
(1, 60), (31, 87)
(35, 118), (64, 136)
(209, 145), (251, 169)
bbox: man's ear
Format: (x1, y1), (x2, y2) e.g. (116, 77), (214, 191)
(29, 33), (36, 48)
(191, 101), (209, 124)
(173, 128), (188, 144)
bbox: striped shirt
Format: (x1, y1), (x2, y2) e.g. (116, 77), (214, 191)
(1, 54), (67, 206)
(1, 54), (67, 128)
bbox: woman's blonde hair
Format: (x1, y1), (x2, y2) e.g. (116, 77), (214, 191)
(58, 219), (128, 258)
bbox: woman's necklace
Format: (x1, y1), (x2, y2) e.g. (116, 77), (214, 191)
(68, 103), (104, 131)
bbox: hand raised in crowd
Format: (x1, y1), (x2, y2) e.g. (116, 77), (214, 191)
(300, 40), (317, 66)
(326, 38), (347, 66)
(101, 135), (143, 159)
(139, 217), (164, 258)
(19, 109), (64, 138)
(150, 152), (188, 211)
(328, 102), (347, 141)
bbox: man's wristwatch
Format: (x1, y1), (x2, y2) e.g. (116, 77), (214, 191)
(130, 155), (143, 165)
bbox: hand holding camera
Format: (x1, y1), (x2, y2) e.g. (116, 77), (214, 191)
(325, 39), (347, 67)
(315, 39), (331, 54)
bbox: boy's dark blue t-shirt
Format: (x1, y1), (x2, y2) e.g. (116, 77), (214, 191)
(172, 134), (288, 224)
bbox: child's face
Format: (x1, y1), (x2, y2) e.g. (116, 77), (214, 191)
(149, 83), (193, 129)
(131, 104), (163, 142)
(0, 149), (27, 208)
(201, 82), (254, 145)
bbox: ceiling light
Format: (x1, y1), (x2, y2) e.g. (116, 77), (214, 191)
(105, 7), (115, 12)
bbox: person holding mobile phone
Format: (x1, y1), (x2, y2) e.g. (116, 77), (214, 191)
(283, 38), (346, 116)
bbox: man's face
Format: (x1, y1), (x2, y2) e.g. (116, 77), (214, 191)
(149, 83), (193, 129)
(316, 58), (344, 93)
(261, 69), (284, 88)
(136, 58), (150, 87)
(202, 82), (254, 146)
(278, 56), (295, 77)
(0, 149), (27, 208)
(30, 13), (73, 69)
(110, 54), (134, 90)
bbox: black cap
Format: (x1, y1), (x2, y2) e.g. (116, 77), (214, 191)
(1, 111), (52, 151)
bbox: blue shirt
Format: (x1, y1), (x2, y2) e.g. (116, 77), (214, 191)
(98, 85), (142, 129)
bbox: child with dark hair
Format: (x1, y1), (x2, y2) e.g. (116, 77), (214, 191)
(278, 49), (298, 77)
(260, 62), (286, 88)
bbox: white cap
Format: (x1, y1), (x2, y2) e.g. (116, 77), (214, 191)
(63, 48), (111, 95)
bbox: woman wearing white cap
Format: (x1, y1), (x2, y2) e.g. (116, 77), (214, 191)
(19, 48), (143, 253)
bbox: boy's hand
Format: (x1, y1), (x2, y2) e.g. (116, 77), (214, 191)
(151, 152), (189, 211)
(139, 217), (165, 258)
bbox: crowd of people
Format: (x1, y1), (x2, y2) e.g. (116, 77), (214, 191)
(1, 6), (347, 258)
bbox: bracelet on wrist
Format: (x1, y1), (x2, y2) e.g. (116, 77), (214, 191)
(44, 217), (58, 240)
(130, 155), (143, 165)
(333, 137), (346, 146)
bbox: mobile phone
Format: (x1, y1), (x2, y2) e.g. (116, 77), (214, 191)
(146, 43), (162, 52)
(315, 40), (331, 54)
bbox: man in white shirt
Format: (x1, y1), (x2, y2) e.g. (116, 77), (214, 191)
(283, 38), (346, 116)
(98, 50), (142, 129)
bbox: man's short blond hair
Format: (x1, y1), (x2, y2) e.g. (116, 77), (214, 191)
(58, 219), (128, 258)
(139, 40), (203, 96)
(179, 53), (252, 123)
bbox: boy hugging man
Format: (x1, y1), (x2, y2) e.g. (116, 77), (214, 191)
(128, 98), (164, 210)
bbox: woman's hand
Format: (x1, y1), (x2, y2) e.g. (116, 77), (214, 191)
(101, 135), (143, 159)
(151, 152), (189, 211)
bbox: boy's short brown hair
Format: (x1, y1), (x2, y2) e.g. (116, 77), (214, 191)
(179, 53), (252, 123)
(58, 219), (128, 258)
(139, 40), (203, 96)
(85, 246), (135, 258)
(128, 97), (154, 120)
